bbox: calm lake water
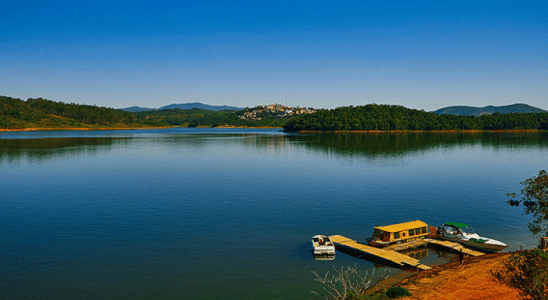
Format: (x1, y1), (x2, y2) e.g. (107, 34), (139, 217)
(1, 128), (546, 299)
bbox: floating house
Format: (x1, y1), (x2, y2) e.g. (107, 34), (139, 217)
(367, 220), (430, 248)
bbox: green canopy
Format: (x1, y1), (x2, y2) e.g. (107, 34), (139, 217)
(444, 222), (468, 228)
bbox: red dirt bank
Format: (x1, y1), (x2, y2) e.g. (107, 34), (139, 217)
(388, 253), (521, 300)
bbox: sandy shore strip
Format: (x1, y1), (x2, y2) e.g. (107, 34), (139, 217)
(0, 126), (178, 132)
(0, 126), (285, 132)
(298, 129), (543, 133)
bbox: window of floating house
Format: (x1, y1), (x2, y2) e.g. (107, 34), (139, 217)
(372, 230), (380, 241)
(409, 229), (415, 236)
(378, 231), (386, 241)
(421, 227), (428, 234)
(394, 232), (400, 240)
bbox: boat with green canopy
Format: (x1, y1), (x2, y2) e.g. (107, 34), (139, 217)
(437, 222), (508, 253)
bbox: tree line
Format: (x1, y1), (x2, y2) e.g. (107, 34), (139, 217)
(3, 96), (548, 131)
(26, 97), (138, 124)
(283, 104), (548, 132)
(1, 96), (142, 129)
(135, 107), (289, 127)
(0, 96), (289, 129)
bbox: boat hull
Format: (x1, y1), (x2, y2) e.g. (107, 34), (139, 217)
(438, 235), (508, 253)
(312, 247), (336, 256)
(366, 237), (426, 248)
(366, 239), (389, 248)
(312, 235), (336, 256)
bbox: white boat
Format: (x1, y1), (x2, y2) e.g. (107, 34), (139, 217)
(311, 235), (336, 256)
(437, 222), (508, 253)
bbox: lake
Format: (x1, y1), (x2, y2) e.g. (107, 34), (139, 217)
(0, 128), (546, 299)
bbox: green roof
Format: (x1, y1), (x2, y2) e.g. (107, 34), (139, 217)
(444, 222), (468, 228)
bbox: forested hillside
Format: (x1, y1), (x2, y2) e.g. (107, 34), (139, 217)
(283, 104), (548, 132)
(0, 96), (152, 129)
(135, 108), (241, 127)
(26, 98), (137, 124)
(0, 96), (288, 129)
(4, 96), (548, 132)
(135, 106), (288, 127)
(1, 96), (45, 128)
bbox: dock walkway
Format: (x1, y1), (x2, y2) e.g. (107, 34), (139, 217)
(329, 235), (431, 270)
(424, 238), (485, 257)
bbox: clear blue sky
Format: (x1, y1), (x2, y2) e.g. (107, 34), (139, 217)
(1, 1), (546, 111)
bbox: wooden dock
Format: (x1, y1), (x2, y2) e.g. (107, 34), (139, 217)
(329, 235), (432, 270)
(424, 238), (485, 257)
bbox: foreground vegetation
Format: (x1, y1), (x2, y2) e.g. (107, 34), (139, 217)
(311, 266), (411, 299)
(283, 104), (548, 132)
(492, 249), (548, 300)
(495, 170), (548, 299)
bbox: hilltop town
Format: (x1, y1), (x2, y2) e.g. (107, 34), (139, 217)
(239, 104), (316, 121)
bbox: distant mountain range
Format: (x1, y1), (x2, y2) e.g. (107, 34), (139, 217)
(120, 102), (241, 112)
(432, 104), (546, 116)
(121, 106), (154, 112)
(121, 102), (547, 116)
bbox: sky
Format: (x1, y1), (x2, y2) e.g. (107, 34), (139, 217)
(1, 1), (547, 111)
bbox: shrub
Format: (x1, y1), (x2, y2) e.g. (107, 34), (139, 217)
(385, 286), (411, 298)
(491, 249), (548, 300)
(311, 265), (388, 300)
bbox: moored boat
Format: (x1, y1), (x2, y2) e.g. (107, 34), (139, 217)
(366, 220), (430, 248)
(437, 222), (508, 253)
(311, 235), (336, 256)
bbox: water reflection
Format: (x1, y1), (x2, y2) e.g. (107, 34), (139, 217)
(0, 137), (125, 164)
(2, 131), (548, 164)
(313, 255), (336, 261)
(286, 132), (548, 157)
(401, 247), (428, 259)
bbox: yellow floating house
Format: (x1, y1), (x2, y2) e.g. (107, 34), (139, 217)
(367, 220), (430, 248)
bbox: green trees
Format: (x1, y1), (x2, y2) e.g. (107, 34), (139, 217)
(1, 96), (295, 129)
(493, 171), (548, 300)
(26, 98), (137, 125)
(282, 104), (548, 132)
(492, 250), (548, 300)
(4, 95), (548, 131)
(135, 106), (290, 128)
(0, 96), (151, 129)
(507, 170), (548, 236)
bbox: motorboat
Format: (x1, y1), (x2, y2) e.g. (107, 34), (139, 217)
(311, 235), (336, 256)
(437, 222), (508, 253)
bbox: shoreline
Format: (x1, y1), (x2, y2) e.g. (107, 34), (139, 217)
(0, 126), (283, 132)
(369, 251), (522, 299)
(0, 126), (178, 132)
(296, 129), (544, 134)
(199, 125), (282, 129)
(1, 127), (542, 133)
